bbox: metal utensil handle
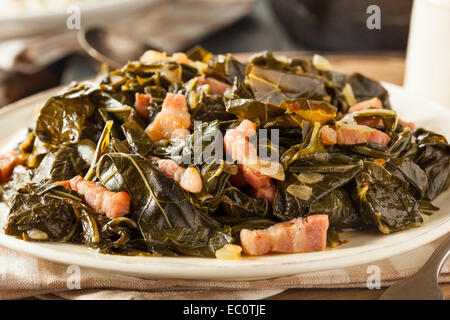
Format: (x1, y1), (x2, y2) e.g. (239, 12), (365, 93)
(421, 234), (450, 280)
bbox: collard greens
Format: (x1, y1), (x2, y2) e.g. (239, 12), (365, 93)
(2, 47), (449, 257)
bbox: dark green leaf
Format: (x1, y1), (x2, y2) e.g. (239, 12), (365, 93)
(309, 188), (363, 229)
(5, 183), (99, 244)
(121, 120), (154, 156)
(32, 145), (89, 183)
(247, 65), (328, 106)
(413, 128), (450, 200)
(219, 183), (270, 218)
(225, 99), (285, 125)
(354, 161), (423, 233)
(96, 153), (232, 257)
(35, 84), (96, 145)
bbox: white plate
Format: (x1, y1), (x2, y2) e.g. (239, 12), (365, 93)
(0, 83), (449, 280)
(0, 0), (157, 39)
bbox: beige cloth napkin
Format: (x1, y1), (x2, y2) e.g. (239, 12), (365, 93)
(0, 0), (254, 74)
(0, 235), (448, 300)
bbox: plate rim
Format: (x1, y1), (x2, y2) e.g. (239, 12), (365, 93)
(0, 214), (449, 280)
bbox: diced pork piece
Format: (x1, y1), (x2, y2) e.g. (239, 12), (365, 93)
(348, 98), (384, 128)
(248, 181), (277, 204)
(399, 119), (416, 130)
(145, 93), (191, 141)
(355, 117), (383, 128)
(366, 129), (391, 146)
(230, 164), (272, 190)
(319, 125), (337, 146)
(224, 119), (284, 202)
(171, 52), (194, 65)
(53, 180), (71, 189)
(239, 165), (276, 203)
(240, 164), (271, 190)
(335, 123), (391, 147)
(171, 128), (190, 138)
(0, 150), (24, 183)
(224, 120), (258, 165)
(348, 97), (383, 113)
(229, 166), (248, 188)
(134, 93), (151, 118)
(140, 50), (169, 64)
(196, 76), (231, 96)
(179, 167), (203, 193)
(149, 156), (202, 193)
(68, 176), (130, 218)
(348, 98), (416, 131)
(240, 214), (329, 256)
(140, 50), (194, 65)
(348, 98), (379, 127)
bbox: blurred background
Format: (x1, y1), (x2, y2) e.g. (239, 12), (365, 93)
(0, 0), (415, 107)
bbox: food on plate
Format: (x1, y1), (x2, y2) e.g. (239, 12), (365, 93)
(149, 156), (203, 193)
(145, 93), (191, 141)
(240, 215), (329, 255)
(1, 47), (449, 258)
(215, 244), (243, 260)
(55, 175), (131, 219)
(0, 150), (25, 183)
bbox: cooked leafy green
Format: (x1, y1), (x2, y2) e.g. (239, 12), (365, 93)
(309, 188), (363, 229)
(354, 161), (424, 233)
(384, 158), (429, 198)
(32, 145), (90, 183)
(226, 99), (285, 125)
(184, 79), (235, 122)
(219, 183), (270, 218)
(247, 66), (327, 106)
(214, 215), (276, 241)
(35, 84), (96, 145)
(5, 183), (99, 243)
(347, 73), (391, 109)
(205, 53), (246, 84)
(121, 120), (154, 157)
(413, 128), (450, 200)
(280, 121), (326, 167)
(96, 153), (232, 257)
(279, 99), (337, 126)
(274, 162), (361, 221)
